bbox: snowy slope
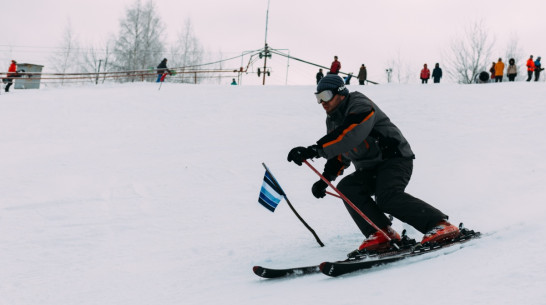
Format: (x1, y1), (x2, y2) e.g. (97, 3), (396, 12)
(0, 82), (545, 305)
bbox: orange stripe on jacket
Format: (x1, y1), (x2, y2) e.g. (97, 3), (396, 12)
(322, 111), (375, 148)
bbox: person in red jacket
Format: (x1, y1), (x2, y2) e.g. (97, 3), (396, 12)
(330, 56), (341, 74)
(420, 64), (430, 84)
(526, 55), (535, 82)
(3, 60), (18, 92)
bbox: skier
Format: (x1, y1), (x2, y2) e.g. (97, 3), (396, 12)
(156, 58), (171, 83)
(287, 74), (460, 252)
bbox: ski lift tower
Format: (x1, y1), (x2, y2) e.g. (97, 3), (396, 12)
(261, 0), (272, 85)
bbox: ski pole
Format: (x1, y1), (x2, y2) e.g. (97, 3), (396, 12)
(303, 160), (391, 241)
(326, 191), (341, 198)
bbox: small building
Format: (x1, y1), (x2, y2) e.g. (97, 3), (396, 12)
(14, 63), (44, 89)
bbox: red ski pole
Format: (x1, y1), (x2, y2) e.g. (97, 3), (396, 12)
(303, 160), (391, 241)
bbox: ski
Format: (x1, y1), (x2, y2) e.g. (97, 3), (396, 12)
(253, 224), (480, 279)
(320, 225), (481, 277)
(252, 265), (321, 279)
(253, 229), (417, 279)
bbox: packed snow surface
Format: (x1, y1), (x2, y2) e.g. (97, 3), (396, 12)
(1, 82), (545, 305)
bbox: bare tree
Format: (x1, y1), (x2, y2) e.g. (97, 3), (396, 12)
(112, 0), (165, 81)
(445, 20), (495, 84)
(80, 40), (114, 83)
(48, 19), (80, 85)
(170, 17), (204, 83)
(387, 50), (411, 84)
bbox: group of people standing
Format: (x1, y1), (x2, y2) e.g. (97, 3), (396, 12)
(316, 56), (368, 85)
(525, 55), (544, 82)
(486, 55), (543, 82)
(319, 54), (544, 85)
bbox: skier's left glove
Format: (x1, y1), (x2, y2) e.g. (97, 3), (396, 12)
(311, 180), (328, 198)
(287, 145), (319, 166)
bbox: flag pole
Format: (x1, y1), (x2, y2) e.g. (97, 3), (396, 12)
(262, 163), (324, 247)
(303, 160), (391, 241)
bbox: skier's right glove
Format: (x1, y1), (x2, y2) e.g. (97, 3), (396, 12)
(311, 180), (328, 199)
(287, 145), (319, 166)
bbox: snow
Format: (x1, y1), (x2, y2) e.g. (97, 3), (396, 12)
(1, 81), (546, 305)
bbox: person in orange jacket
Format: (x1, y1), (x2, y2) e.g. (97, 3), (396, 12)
(494, 58), (505, 82)
(3, 60), (18, 92)
(526, 55), (535, 82)
(420, 64), (430, 84)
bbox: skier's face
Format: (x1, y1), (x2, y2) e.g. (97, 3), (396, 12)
(321, 94), (344, 114)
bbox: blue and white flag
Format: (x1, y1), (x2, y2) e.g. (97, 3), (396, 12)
(258, 165), (286, 212)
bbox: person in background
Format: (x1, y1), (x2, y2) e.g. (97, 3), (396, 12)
(357, 64), (367, 85)
(156, 58), (171, 83)
(534, 56), (543, 81)
(507, 58), (517, 82)
(231, 78), (237, 85)
(489, 62), (496, 82)
(432, 63), (442, 83)
(330, 56), (341, 74)
(316, 68), (324, 84)
(286, 74), (461, 253)
(344, 73), (353, 85)
(3, 60), (18, 92)
(494, 58), (504, 82)
(526, 55), (535, 82)
(420, 64), (430, 84)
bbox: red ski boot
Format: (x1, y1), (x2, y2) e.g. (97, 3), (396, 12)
(358, 226), (401, 251)
(421, 220), (460, 244)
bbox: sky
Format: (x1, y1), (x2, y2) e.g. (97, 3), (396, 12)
(1, 81), (546, 304)
(2, 0), (546, 84)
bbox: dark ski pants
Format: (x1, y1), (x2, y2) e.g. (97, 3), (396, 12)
(336, 158), (447, 237)
(527, 71), (533, 81)
(4, 80), (13, 92)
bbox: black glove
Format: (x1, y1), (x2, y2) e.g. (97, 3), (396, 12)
(311, 180), (328, 198)
(287, 145), (319, 166)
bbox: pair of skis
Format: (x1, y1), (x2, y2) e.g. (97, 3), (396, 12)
(253, 224), (480, 278)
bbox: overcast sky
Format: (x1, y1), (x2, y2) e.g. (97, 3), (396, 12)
(2, 0), (546, 84)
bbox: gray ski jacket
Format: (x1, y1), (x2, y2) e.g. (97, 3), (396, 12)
(316, 91), (414, 171)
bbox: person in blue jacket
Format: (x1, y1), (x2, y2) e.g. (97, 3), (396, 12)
(534, 57), (543, 81)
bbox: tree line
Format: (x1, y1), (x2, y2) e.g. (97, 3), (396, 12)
(48, 0), (211, 84)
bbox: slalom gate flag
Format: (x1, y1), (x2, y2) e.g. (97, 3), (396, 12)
(258, 164), (286, 212)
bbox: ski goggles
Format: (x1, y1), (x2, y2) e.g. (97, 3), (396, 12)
(315, 90), (335, 104)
